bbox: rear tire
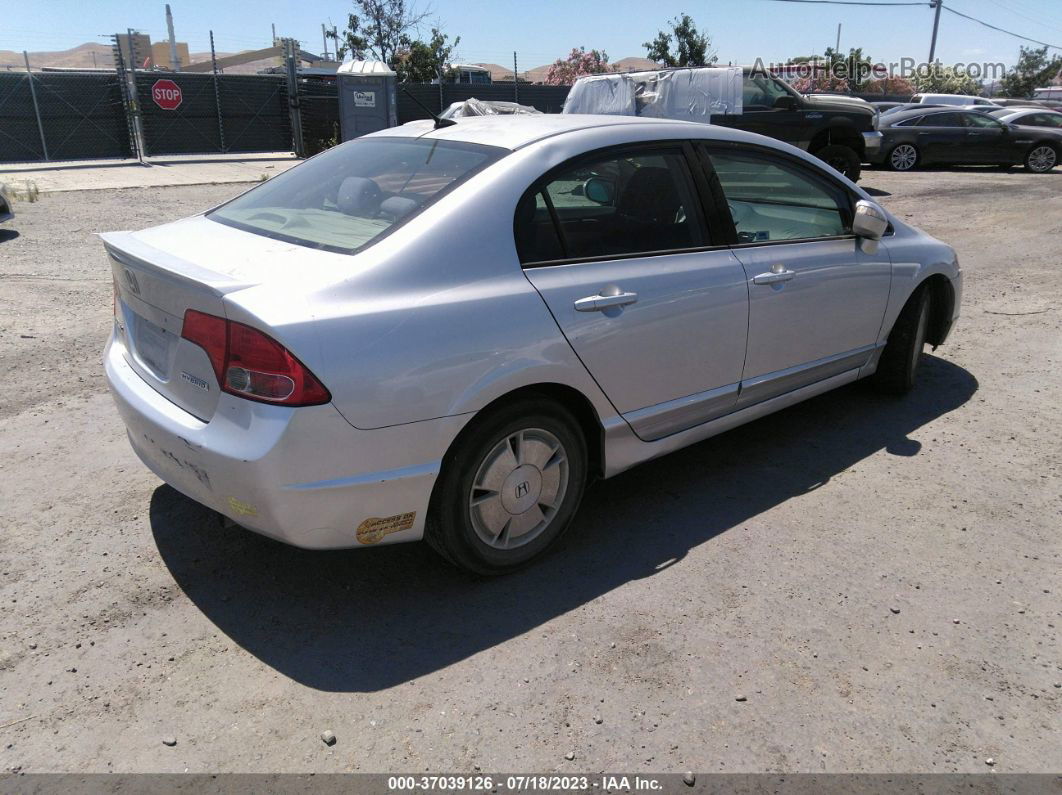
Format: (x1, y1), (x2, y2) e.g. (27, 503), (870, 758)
(887, 143), (919, 172)
(425, 398), (588, 575)
(1024, 143), (1058, 173)
(872, 287), (931, 395)
(815, 144), (862, 182)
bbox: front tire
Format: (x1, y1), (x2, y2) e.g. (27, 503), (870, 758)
(1024, 143), (1058, 173)
(815, 144), (862, 182)
(426, 399), (588, 575)
(887, 143), (919, 172)
(873, 287), (931, 395)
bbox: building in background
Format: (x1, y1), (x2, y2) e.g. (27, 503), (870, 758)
(115, 32), (190, 70)
(450, 64), (493, 84)
(150, 40), (189, 69)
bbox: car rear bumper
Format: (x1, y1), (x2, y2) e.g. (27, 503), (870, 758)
(105, 330), (466, 549)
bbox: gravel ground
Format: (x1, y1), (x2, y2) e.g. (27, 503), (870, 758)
(0, 169), (1059, 774)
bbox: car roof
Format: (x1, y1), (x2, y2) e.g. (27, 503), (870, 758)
(882, 106), (984, 123)
(368, 113), (772, 151)
(1002, 107), (1060, 116)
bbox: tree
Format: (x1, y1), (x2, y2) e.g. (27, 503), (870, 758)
(335, 12), (369, 60)
(545, 47), (613, 86)
(914, 63), (981, 95)
(823, 46), (873, 90)
(392, 28), (460, 82)
(336, 0), (429, 64)
(792, 74), (850, 94)
(644, 14), (717, 68)
(998, 45), (1062, 98)
(863, 76), (915, 96)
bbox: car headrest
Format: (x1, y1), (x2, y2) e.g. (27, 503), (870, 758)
(616, 167), (681, 223)
(337, 177), (381, 216)
(380, 195), (419, 220)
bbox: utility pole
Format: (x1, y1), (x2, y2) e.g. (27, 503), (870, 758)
(835, 23), (841, 53)
(321, 23), (329, 60)
(928, 0), (943, 63)
(513, 51), (518, 103)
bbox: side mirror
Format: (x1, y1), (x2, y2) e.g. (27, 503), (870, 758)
(584, 176), (615, 205)
(773, 95), (797, 110)
(853, 200), (888, 250)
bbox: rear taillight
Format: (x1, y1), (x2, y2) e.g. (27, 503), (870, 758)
(180, 309), (330, 407)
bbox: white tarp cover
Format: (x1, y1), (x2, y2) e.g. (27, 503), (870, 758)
(564, 66), (743, 121)
(562, 74), (637, 115)
(439, 98), (543, 119)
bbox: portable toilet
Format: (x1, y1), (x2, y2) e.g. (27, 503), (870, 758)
(336, 60), (398, 141)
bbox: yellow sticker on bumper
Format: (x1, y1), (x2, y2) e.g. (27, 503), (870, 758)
(356, 511), (416, 545)
(227, 497), (258, 517)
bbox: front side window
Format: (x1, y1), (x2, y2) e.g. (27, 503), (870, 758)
(708, 150), (849, 243)
(516, 148), (705, 264)
(1027, 113), (1062, 127)
(210, 137), (504, 254)
(743, 74), (796, 110)
(962, 113), (1004, 128)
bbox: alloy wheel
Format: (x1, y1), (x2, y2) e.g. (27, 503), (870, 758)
(468, 428), (569, 550)
(890, 144), (918, 171)
(1027, 145), (1057, 173)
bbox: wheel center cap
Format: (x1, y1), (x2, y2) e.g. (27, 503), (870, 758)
(500, 465), (542, 514)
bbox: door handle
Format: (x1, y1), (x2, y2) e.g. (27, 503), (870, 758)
(574, 291), (639, 312)
(752, 269), (795, 285)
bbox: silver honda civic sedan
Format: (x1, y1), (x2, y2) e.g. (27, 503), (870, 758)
(103, 114), (962, 574)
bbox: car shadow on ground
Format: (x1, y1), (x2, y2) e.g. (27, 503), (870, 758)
(0, 229), (19, 243)
(150, 355), (977, 693)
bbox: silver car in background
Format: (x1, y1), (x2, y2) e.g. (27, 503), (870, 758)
(104, 115), (962, 574)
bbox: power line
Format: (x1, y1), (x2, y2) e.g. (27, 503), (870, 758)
(759, 0), (1062, 51)
(941, 5), (1062, 49)
(759, 0), (927, 4)
(985, 0), (1062, 36)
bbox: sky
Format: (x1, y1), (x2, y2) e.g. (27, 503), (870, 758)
(3, 0), (1061, 72)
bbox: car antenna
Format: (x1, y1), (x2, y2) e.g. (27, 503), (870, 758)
(402, 87), (457, 129)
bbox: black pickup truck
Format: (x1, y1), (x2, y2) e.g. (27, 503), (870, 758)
(710, 69), (880, 182)
(565, 67), (881, 182)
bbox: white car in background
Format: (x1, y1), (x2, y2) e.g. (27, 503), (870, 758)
(909, 93), (997, 107)
(104, 115), (962, 574)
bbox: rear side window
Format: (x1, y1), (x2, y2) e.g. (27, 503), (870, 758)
(516, 147), (706, 264)
(209, 137), (504, 254)
(708, 150), (849, 243)
(917, 112), (963, 127)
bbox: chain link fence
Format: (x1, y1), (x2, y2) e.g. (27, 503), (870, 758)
(0, 65), (572, 164)
(0, 71), (134, 162)
(133, 72), (291, 156)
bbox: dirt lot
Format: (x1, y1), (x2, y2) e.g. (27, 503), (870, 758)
(0, 168), (1059, 774)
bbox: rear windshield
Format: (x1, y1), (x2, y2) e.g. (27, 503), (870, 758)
(208, 137), (505, 254)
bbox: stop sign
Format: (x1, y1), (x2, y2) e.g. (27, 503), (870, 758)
(151, 79), (182, 111)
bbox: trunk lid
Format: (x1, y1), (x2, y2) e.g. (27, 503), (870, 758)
(103, 228), (257, 422)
